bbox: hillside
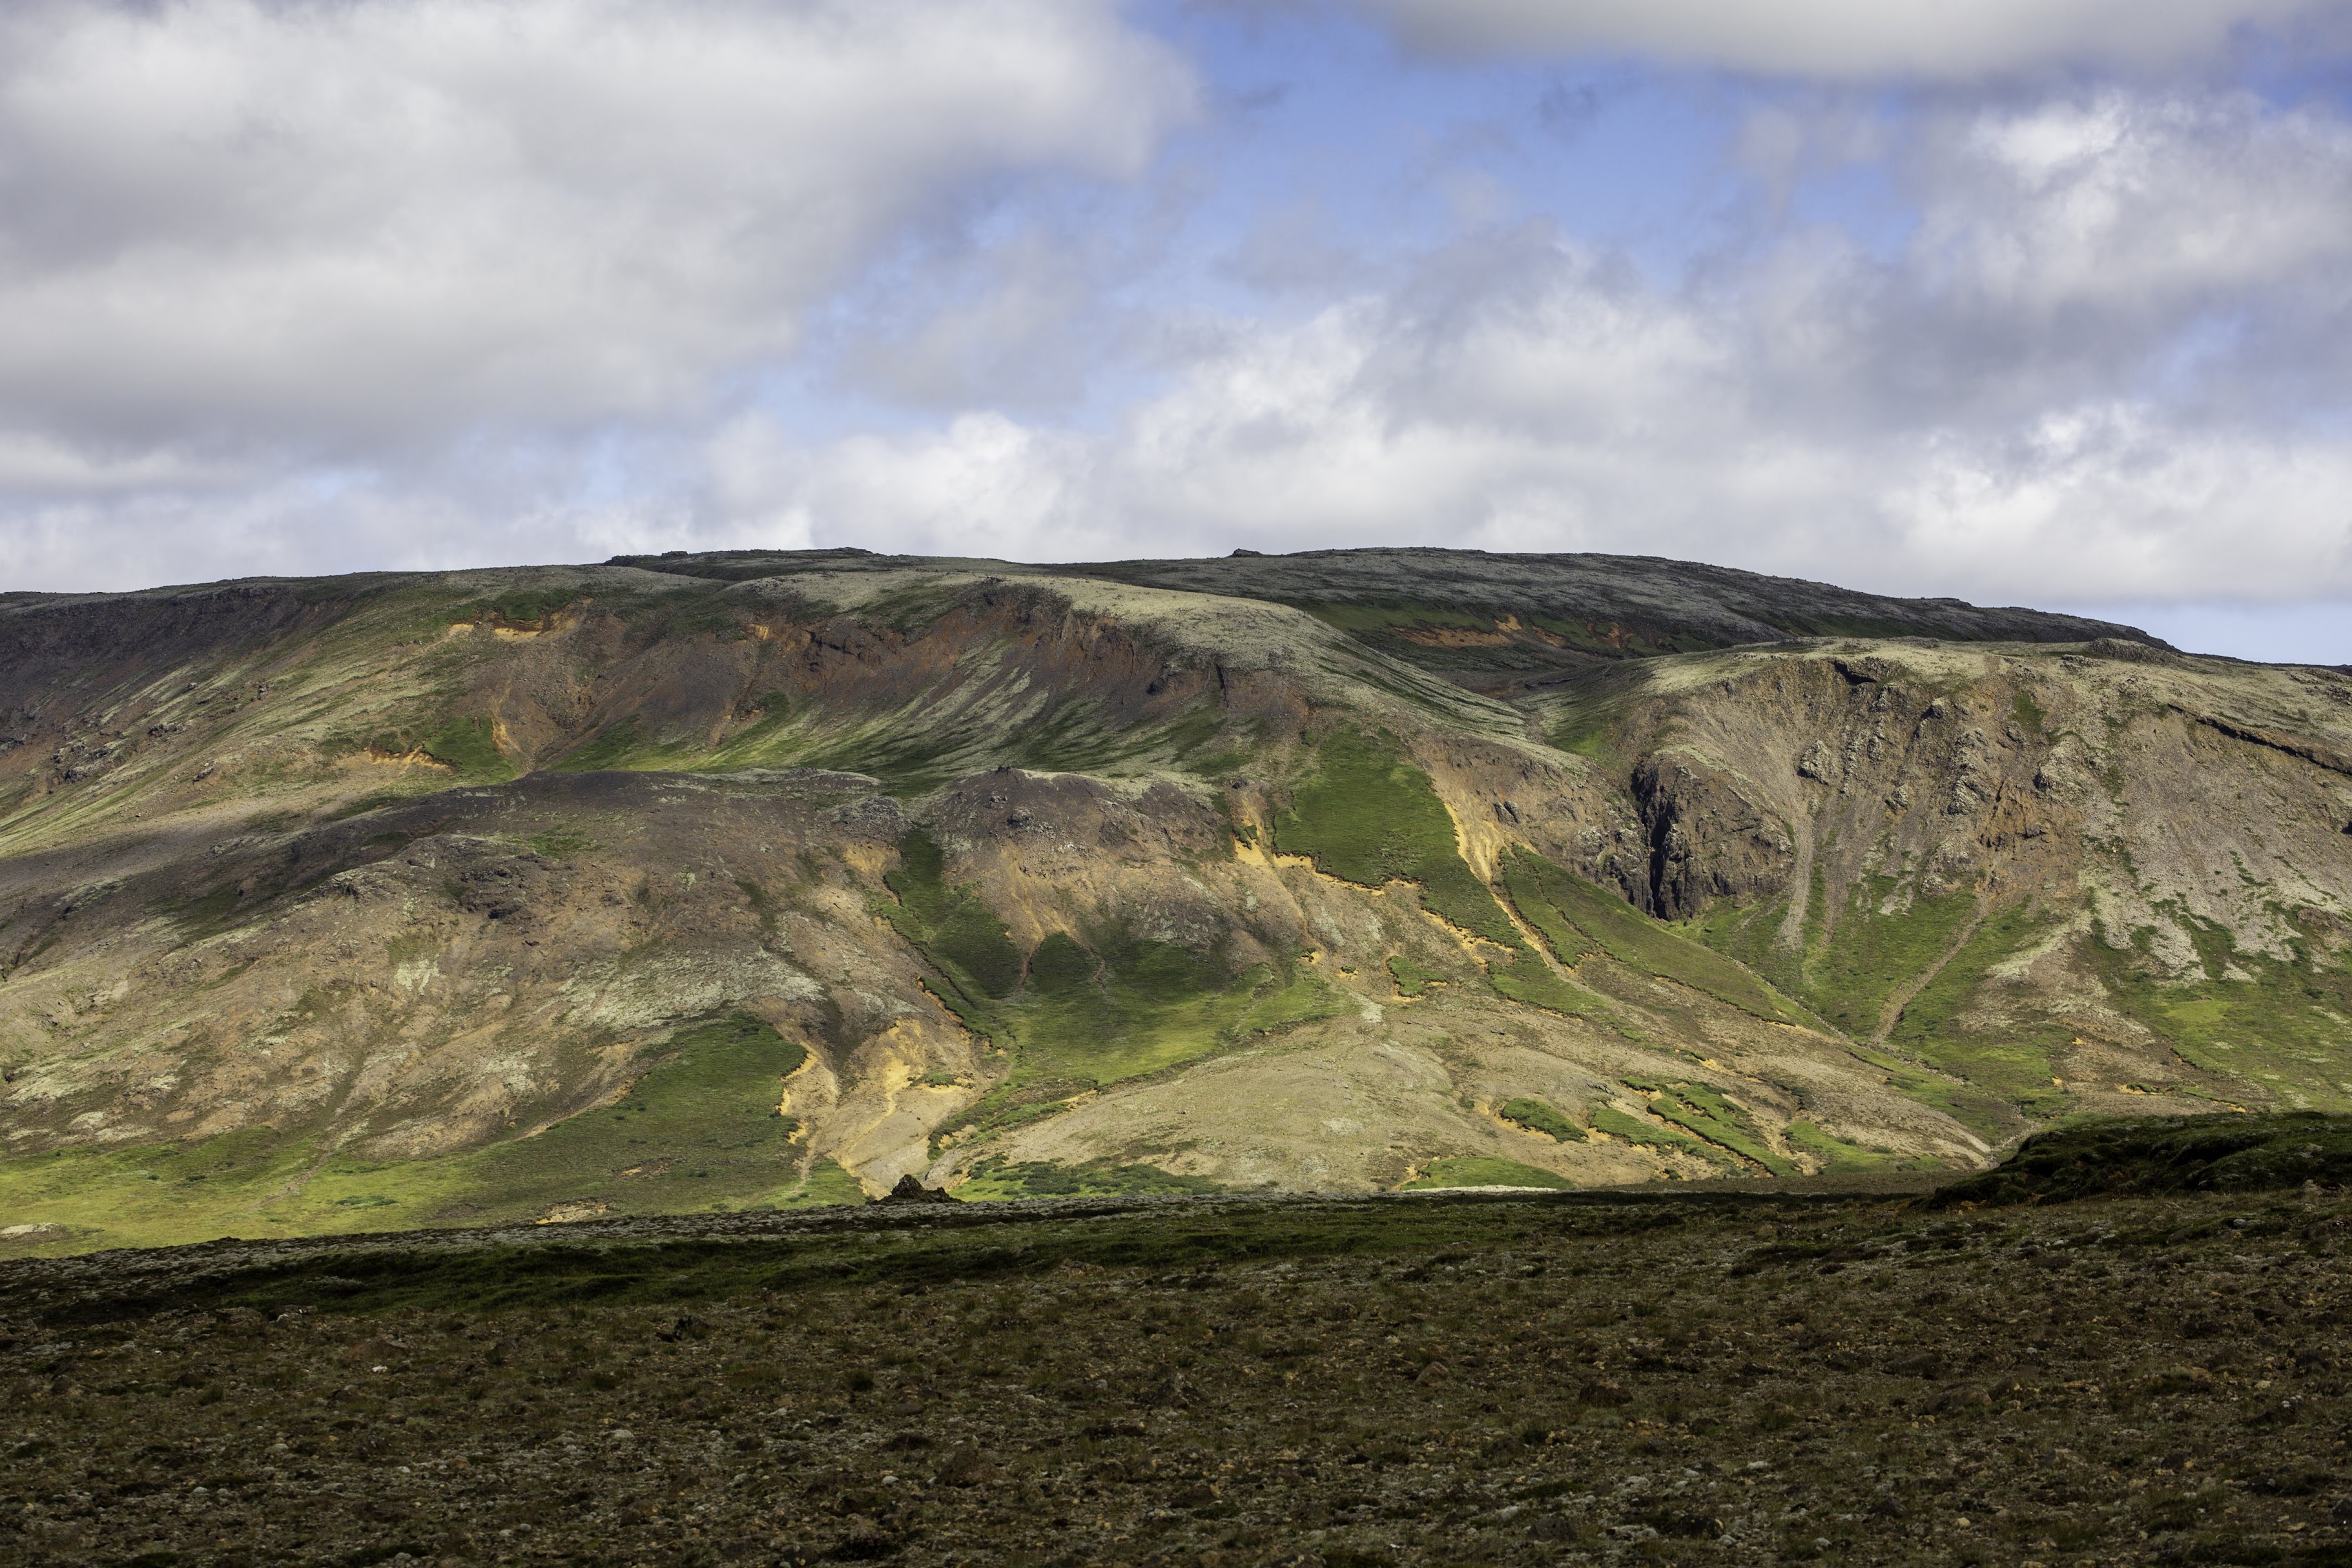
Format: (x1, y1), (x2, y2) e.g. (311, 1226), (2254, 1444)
(0, 548), (2346, 1255)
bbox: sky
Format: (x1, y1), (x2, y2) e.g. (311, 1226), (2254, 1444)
(1, 1), (2350, 662)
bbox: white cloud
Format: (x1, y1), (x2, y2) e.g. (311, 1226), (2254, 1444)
(1914, 94), (2352, 319)
(0, 0), (1192, 460)
(700, 87), (2352, 603)
(1350, 0), (2342, 78)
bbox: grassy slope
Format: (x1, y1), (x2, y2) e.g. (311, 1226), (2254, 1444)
(875, 832), (1344, 1167)
(0, 1014), (842, 1252)
(1269, 732), (1881, 1177)
(953, 1157), (1228, 1200)
(1500, 849), (1804, 1025)
(1695, 867), (2352, 1133)
(1689, 879), (2035, 1140)
(2081, 918), (2352, 1113)
(1274, 728), (1523, 951)
(1399, 1155), (1577, 1190)
(1272, 729), (1602, 1017)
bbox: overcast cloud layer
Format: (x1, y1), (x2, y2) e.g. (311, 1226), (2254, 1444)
(0, 0), (2347, 661)
(1357, 0), (2341, 76)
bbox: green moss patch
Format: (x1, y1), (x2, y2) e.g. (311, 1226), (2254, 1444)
(934, 926), (1345, 1151)
(556, 716), (648, 771)
(418, 717), (515, 781)
(774, 1157), (867, 1208)
(1642, 1084), (1796, 1176)
(1275, 729), (1523, 953)
(1784, 1120), (1893, 1172)
(427, 1011), (810, 1221)
(1386, 954), (1443, 997)
(1487, 953), (1609, 1018)
(1498, 1098), (1585, 1142)
(877, 829), (1025, 1034)
(2079, 919), (2352, 1115)
(0, 1013), (823, 1252)
(1700, 870), (1975, 1041)
(1799, 878), (1981, 1038)
(1274, 730), (1622, 1018)
(526, 827), (598, 859)
(880, 838), (1341, 1155)
(1884, 903), (2075, 1123)
(0, 1130), (326, 1254)
(464, 587), (583, 628)
(1589, 1105), (1735, 1170)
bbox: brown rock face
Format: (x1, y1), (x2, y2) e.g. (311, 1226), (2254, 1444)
(1629, 753), (1795, 919)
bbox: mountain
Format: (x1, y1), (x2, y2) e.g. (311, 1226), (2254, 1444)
(1, 548), (2345, 1254)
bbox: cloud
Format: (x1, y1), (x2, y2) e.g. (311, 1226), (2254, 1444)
(0, 0), (1193, 464)
(1348, 0), (2342, 78)
(703, 87), (2352, 604)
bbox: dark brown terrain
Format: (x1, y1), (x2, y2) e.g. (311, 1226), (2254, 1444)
(6, 1149), (2352, 1568)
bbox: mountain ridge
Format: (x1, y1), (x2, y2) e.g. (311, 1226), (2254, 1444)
(0, 549), (2342, 1257)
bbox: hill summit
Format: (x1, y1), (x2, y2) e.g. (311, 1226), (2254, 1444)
(1, 547), (2344, 1254)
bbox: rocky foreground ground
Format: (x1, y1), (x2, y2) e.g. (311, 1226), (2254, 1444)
(5, 1170), (2352, 1568)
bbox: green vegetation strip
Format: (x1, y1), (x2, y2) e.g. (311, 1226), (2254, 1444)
(954, 1159), (1226, 1200)
(1385, 953), (1441, 997)
(1590, 1105), (1735, 1170)
(1644, 1084), (1797, 1177)
(1785, 1119), (1895, 1173)
(1398, 1157), (1576, 1190)
(1498, 1097), (1585, 1142)
(876, 828), (1024, 1035)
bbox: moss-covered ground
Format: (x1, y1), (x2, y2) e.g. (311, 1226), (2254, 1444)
(1793, 878), (1981, 1040)
(1786, 1120), (1901, 1173)
(1689, 880), (2058, 1140)
(876, 829), (1024, 1034)
(1640, 1082), (1798, 1177)
(1693, 871), (2352, 1139)
(1884, 903), (2076, 1121)
(14, 1140), (2352, 1567)
(545, 642), (1239, 799)
(1933, 1111), (2352, 1205)
(1385, 954), (1442, 998)
(1274, 733), (1641, 1024)
(953, 1159), (1230, 1201)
